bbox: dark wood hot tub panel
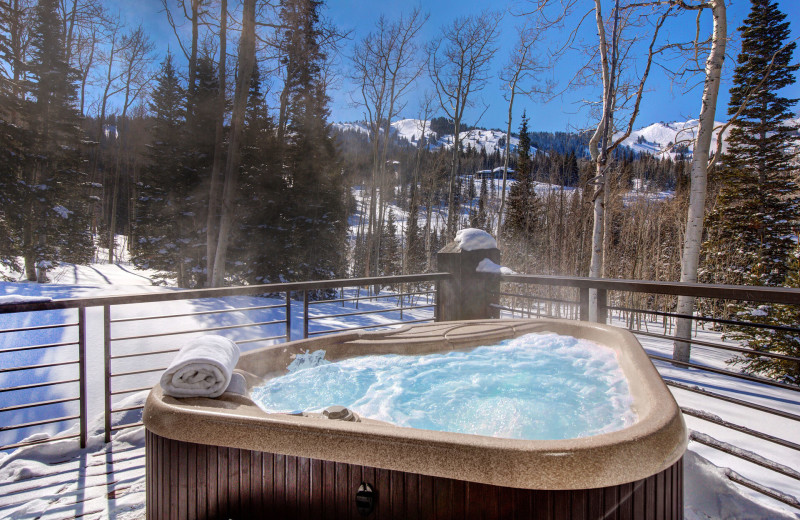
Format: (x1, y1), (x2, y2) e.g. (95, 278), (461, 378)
(146, 430), (683, 519)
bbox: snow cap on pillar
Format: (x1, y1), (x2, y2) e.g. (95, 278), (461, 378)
(454, 228), (497, 251)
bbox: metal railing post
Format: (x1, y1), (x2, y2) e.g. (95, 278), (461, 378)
(303, 290), (309, 339)
(103, 305), (112, 444)
(285, 291), (292, 342)
(597, 289), (608, 324)
(78, 306), (87, 449)
(579, 287), (590, 321)
(399, 283), (404, 320)
(434, 279), (440, 322)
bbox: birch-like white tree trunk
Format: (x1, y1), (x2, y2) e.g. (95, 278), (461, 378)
(587, 0), (615, 321)
(673, 0), (727, 362)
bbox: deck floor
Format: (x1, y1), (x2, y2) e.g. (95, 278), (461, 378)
(1, 319), (799, 519)
(0, 437), (146, 519)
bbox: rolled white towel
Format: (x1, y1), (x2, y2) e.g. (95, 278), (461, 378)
(160, 335), (240, 398)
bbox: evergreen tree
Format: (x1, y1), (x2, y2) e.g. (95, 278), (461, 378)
(132, 54), (193, 285)
(0, 72), (26, 275)
(380, 209), (401, 276)
(504, 113), (537, 239)
(477, 175), (489, 231)
(563, 151), (579, 186)
(279, 0), (348, 282)
(702, 0), (800, 383)
(185, 53), (220, 284)
(20, 0), (92, 281)
(405, 191), (425, 274)
(705, 0), (799, 287)
(232, 64), (283, 284)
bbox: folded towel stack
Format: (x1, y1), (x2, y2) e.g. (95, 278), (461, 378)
(160, 335), (240, 398)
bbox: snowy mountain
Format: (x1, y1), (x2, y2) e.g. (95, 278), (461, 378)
(435, 128), (522, 155)
(331, 121), (370, 136)
(391, 118), (438, 143)
(616, 120), (730, 159)
(333, 119), (528, 155)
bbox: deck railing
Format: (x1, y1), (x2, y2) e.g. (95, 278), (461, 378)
(2, 263), (799, 510)
(0, 273), (447, 449)
(491, 273), (800, 510)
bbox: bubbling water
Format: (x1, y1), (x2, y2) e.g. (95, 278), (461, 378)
(251, 332), (636, 440)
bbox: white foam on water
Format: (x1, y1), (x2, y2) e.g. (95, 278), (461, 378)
(251, 333), (637, 440)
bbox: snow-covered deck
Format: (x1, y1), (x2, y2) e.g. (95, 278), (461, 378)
(1, 320), (798, 519)
(1, 262), (799, 519)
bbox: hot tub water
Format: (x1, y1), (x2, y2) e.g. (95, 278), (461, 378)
(251, 332), (636, 440)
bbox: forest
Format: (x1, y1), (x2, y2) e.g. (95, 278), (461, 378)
(0, 0), (798, 379)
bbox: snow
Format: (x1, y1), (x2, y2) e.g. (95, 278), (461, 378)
(476, 258), (515, 274)
(684, 450), (797, 519)
(454, 228), (497, 251)
(0, 295), (52, 305)
(333, 118), (534, 155)
(617, 119), (730, 159)
(330, 122), (371, 136)
(1, 259), (800, 519)
(391, 118), (437, 143)
(52, 205), (72, 219)
(434, 127), (525, 155)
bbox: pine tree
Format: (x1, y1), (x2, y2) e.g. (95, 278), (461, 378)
(563, 151), (579, 187)
(380, 209), (401, 276)
(232, 64), (283, 284)
(405, 191), (425, 275)
(20, 0), (92, 281)
(504, 113), (537, 239)
(279, 0), (348, 282)
(702, 0), (800, 383)
(705, 0), (799, 287)
(132, 54), (193, 285)
(184, 53), (220, 284)
(477, 175), (489, 231)
(0, 73), (26, 275)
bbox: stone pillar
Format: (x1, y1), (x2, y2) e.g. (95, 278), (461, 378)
(436, 241), (500, 321)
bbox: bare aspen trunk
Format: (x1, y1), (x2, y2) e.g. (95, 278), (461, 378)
(210, 0), (256, 287)
(674, 0), (727, 362)
(587, 0), (615, 320)
(424, 181), (434, 270)
(497, 90), (515, 240)
(588, 0), (611, 280)
(205, 0), (227, 286)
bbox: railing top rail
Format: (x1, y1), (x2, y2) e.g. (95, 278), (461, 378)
(496, 274), (800, 305)
(0, 273), (451, 314)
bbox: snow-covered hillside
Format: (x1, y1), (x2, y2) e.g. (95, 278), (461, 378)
(333, 119), (529, 155)
(391, 118), (437, 143)
(435, 127), (521, 155)
(331, 121), (371, 136)
(617, 120), (730, 159)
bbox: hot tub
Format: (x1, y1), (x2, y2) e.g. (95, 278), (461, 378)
(144, 319), (686, 519)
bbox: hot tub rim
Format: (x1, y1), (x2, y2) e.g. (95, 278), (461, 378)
(143, 318), (687, 490)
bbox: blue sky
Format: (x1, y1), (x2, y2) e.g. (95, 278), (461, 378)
(113, 0), (800, 133)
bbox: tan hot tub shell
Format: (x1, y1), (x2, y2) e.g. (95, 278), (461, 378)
(144, 318), (687, 491)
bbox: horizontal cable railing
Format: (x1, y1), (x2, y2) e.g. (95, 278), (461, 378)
(0, 307), (87, 452)
(492, 273), (800, 509)
(3, 268), (797, 510)
(0, 273), (447, 449)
